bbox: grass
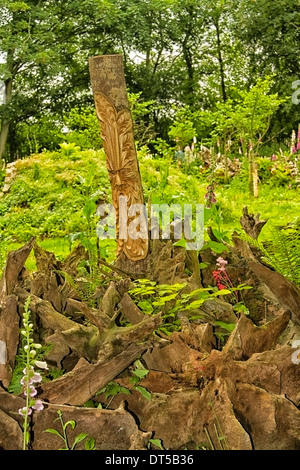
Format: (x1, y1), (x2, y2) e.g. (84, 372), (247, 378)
(0, 146), (299, 270)
(216, 182), (300, 239)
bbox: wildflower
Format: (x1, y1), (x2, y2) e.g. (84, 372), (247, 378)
(19, 407), (32, 416)
(271, 154), (277, 161)
(34, 360), (48, 370)
(20, 376), (32, 386)
(216, 256), (228, 271)
(31, 372), (42, 383)
(212, 270), (226, 290)
(32, 400), (44, 411)
(291, 340), (300, 365)
(24, 385), (37, 397)
(204, 184), (217, 208)
(291, 349), (300, 365)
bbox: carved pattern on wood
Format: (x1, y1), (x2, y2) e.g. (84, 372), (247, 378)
(94, 91), (148, 261)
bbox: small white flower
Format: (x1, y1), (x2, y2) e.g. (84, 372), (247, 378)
(34, 360), (48, 370)
(291, 340), (300, 348)
(291, 349), (300, 365)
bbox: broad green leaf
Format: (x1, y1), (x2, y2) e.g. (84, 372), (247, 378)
(185, 299), (206, 310)
(236, 284), (253, 290)
(203, 240), (229, 254)
(173, 238), (187, 248)
(149, 438), (164, 450)
(134, 385), (152, 400)
(132, 368), (149, 379)
(119, 386), (131, 395)
(199, 262), (210, 269)
(215, 321), (236, 333)
(138, 300), (153, 313)
(104, 382), (121, 398)
(64, 420), (76, 431)
(213, 289), (231, 296)
(85, 438), (96, 450)
(71, 433), (89, 449)
(44, 428), (64, 439)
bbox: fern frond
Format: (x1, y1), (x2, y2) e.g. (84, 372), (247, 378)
(239, 219), (300, 286)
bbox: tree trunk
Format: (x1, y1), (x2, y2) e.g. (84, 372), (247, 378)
(89, 54), (149, 273)
(0, 78), (13, 160)
(214, 17), (227, 103)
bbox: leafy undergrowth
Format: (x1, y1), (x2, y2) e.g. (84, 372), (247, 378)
(0, 144), (299, 269)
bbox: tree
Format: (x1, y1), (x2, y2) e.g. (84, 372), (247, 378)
(0, 0), (121, 160)
(230, 0), (300, 137)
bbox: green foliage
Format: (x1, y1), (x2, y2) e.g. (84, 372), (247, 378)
(129, 360), (152, 400)
(243, 219), (300, 287)
(44, 410), (96, 450)
(0, 0), (299, 160)
(129, 279), (250, 336)
(147, 438), (165, 450)
(64, 107), (103, 150)
(97, 361), (151, 407)
(206, 76), (286, 155)
(13, 116), (64, 157)
(168, 107), (197, 148)
(0, 149), (110, 242)
(128, 91), (157, 147)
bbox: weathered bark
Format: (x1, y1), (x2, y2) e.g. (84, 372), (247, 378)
(16, 288), (100, 362)
(222, 311), (291, 360)
(32, 401), (151, 451)
(118, 292), (145, 325)
(39, 343), (150, 405)
(248, 260), (300, 324)
(0, 295), (19, 389)
(0, 237), (34, 296)
(240, 206), (268, 239)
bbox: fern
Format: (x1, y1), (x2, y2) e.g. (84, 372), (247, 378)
(240, 219), (300, 286)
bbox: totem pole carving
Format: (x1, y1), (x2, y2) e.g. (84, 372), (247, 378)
(89, 55), (148, 262)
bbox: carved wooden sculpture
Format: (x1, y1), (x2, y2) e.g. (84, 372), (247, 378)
(89, 55), (148, 262)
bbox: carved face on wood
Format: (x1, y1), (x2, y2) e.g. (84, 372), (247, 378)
(94, 92), (148, 261)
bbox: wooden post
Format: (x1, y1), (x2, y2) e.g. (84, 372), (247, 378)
(89, 55), (148, 269)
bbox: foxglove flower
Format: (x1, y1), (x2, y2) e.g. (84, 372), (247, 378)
(19, 407), (32, 416)
(32, 400), (44, 411)
(34, 360), (48, 370)
(204, 184), (217, 208)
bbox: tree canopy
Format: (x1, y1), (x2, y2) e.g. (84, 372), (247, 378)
(0, 0), (299, 159)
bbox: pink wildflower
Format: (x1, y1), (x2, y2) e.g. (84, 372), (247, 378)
(31, 372), (42, 383)
(19, 407), (32, 416)
(32, 400), (44, 411)
(204, 184), (217, 208)
(24, 385), (37, 398)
